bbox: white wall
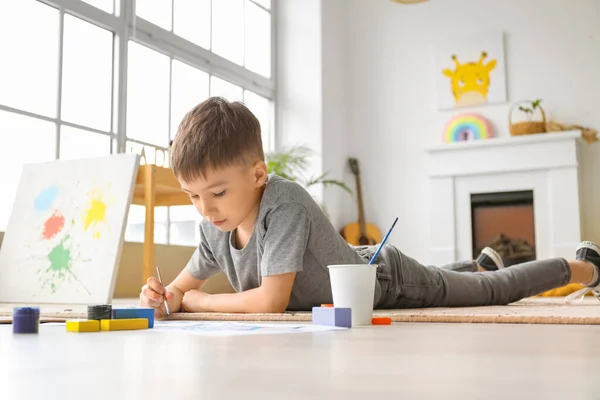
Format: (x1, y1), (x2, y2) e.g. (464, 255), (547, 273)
(342, 0), (600, 262)
(277, 0), (355, 230)
(276, 0), (323, 200)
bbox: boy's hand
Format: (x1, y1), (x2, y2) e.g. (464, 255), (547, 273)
(140, 277), (176, 318)
(181, 289), (209, 313)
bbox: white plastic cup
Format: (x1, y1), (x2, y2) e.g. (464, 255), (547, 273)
(327, 264), (377, 326)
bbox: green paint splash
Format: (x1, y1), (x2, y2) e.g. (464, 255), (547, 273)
(41, 235), (90, 295)
(47, 236), (71, 276)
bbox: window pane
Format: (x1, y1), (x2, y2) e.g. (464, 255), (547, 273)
(244, 90), (272, 151)
(127, 42), (170, 146)
(245, 1), (271, 77)
(212, 0), (243, 65)
(0, 111), (55, 231)
(60, 126), (112, 160)
(82, 0), (114, 14)
(173, 0), (210, 49)
(125, 205), (168, 244)
(62, 15), (113, 131)
(169, 205), (200, 246)
(135, 0), (172, 30)
(210, 76), (243, 101)
(0, 1), (58, 117)
(251, 0), (271, 9)
(171, 60), (209, 140)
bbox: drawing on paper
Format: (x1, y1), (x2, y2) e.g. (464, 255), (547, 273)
(0, 154), (140, 304)
(153, 321), (344, 337)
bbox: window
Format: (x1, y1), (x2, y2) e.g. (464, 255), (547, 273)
(212, 0), (244, 65)
(60, 126), (111, 160)
(0, 1), (59, 117)
(210, 76), (243, 101)
(244, 90), (272, 151)
(61, 14), (113, 131)
(173, 0), (211, 50)
(0, 0), (275, 246)
(170, 60), (209, 139)
(0, 111), (56, 230)
(81, 0), (114, 14)
(126, 42), (170, 146)
(245, 1), (271, 77)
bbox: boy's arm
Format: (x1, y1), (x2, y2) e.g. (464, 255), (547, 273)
(165, 269), (205, 312)
(181, 272), (296, 313)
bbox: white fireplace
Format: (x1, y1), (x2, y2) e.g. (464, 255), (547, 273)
(425, 130), (583, 266)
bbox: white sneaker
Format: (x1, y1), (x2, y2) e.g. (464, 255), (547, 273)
(476, 247), (504, 271)
(565, 241), (600, 304)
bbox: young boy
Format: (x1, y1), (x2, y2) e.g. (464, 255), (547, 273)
(140, 97), (600, 317)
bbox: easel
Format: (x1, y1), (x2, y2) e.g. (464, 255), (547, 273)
(133, 148), (191, 285)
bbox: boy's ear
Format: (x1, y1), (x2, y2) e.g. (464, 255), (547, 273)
(253, 160), (268, 186)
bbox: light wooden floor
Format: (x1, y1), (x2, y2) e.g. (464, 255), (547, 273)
(1, 322), (599, 399)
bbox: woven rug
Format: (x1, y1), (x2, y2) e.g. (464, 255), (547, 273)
(1, 297), (599, 325)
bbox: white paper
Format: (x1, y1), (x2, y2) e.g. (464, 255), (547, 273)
(153, 320), (345, 336)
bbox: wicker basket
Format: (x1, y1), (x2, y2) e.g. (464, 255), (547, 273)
(509, 101), (547, 136)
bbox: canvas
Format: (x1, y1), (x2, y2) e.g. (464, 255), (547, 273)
(0, 154), (139, 304)
(435, 31), (507, 110)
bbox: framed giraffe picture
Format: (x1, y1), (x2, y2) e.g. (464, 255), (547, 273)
(435, 31), (507, 110)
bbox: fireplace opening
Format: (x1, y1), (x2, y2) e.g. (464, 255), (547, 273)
(471, 190), (536, 267)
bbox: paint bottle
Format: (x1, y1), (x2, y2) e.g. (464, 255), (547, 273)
(13, 307), (40, 334)
(87, 305), (112, 320)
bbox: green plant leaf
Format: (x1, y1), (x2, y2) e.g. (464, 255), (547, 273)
(264, 144), (354, 218)
(305, 176), (353, 195)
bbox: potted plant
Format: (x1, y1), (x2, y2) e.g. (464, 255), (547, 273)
(265, 145), (352, 214)
(509, 99), (546, 136)
(518, 99), (543, 121)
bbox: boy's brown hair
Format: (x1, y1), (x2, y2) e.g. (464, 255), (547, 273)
(170, 97), (264, 182)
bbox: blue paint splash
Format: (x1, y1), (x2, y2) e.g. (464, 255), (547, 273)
(34, 186), (59, 212)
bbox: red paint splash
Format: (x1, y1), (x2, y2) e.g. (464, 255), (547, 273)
(43, 210), (65, 240)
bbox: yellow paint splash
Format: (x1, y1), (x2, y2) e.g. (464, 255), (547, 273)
(82, 189), (107, 239)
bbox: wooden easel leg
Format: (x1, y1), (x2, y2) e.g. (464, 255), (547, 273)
(143, 165), (156, 286)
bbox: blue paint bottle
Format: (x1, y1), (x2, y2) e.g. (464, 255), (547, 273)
(13, 307), (40, 334)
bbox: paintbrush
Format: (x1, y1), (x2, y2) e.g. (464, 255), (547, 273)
(369, 217), (399, 265)
(155, 265), (171, 316)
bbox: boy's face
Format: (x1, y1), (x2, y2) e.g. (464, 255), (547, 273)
(179, 162), (268, 232)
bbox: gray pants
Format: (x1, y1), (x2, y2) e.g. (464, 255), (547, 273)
(370, 245), (571, 309)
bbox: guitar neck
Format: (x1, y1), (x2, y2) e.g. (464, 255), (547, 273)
(355, 174), (367, 234)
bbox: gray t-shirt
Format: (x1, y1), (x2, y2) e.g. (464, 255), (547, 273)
(185, 174), (383, 311)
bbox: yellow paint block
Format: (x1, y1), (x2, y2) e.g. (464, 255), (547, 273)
(66, 320), (100, 332)
(100, 318), (148, 331)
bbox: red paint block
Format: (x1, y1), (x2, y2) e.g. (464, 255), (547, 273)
(372, 317), (392, 325)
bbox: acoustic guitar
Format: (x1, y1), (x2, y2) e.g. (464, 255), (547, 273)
(341, 158), (382, 246)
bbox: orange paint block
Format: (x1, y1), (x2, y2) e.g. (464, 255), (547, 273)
(372, 317), (392, 325)
(66, 320), (100, 332)
(100, 318), (148, 331)
(321, 304), (334, 307)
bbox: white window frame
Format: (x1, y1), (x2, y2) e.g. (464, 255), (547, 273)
(1, 0), (277, 244)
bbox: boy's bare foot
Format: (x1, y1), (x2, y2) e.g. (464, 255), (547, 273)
(476, 247), (504, 271)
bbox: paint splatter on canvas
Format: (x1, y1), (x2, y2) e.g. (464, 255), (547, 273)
(82, 188), (108, 239)
(42, 210), (65, 240)
(0, 154), (140, 304)
(34, 186), (59, 212)
(39, 235), (90, 295)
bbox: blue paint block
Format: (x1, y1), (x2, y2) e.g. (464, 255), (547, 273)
(312, 307), (351, 328)
(112, 307), (154, 328)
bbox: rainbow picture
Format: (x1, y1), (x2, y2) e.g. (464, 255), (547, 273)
(443, 113), (493, 143)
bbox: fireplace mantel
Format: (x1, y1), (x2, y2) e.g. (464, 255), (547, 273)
(425, 130), (583, 266)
